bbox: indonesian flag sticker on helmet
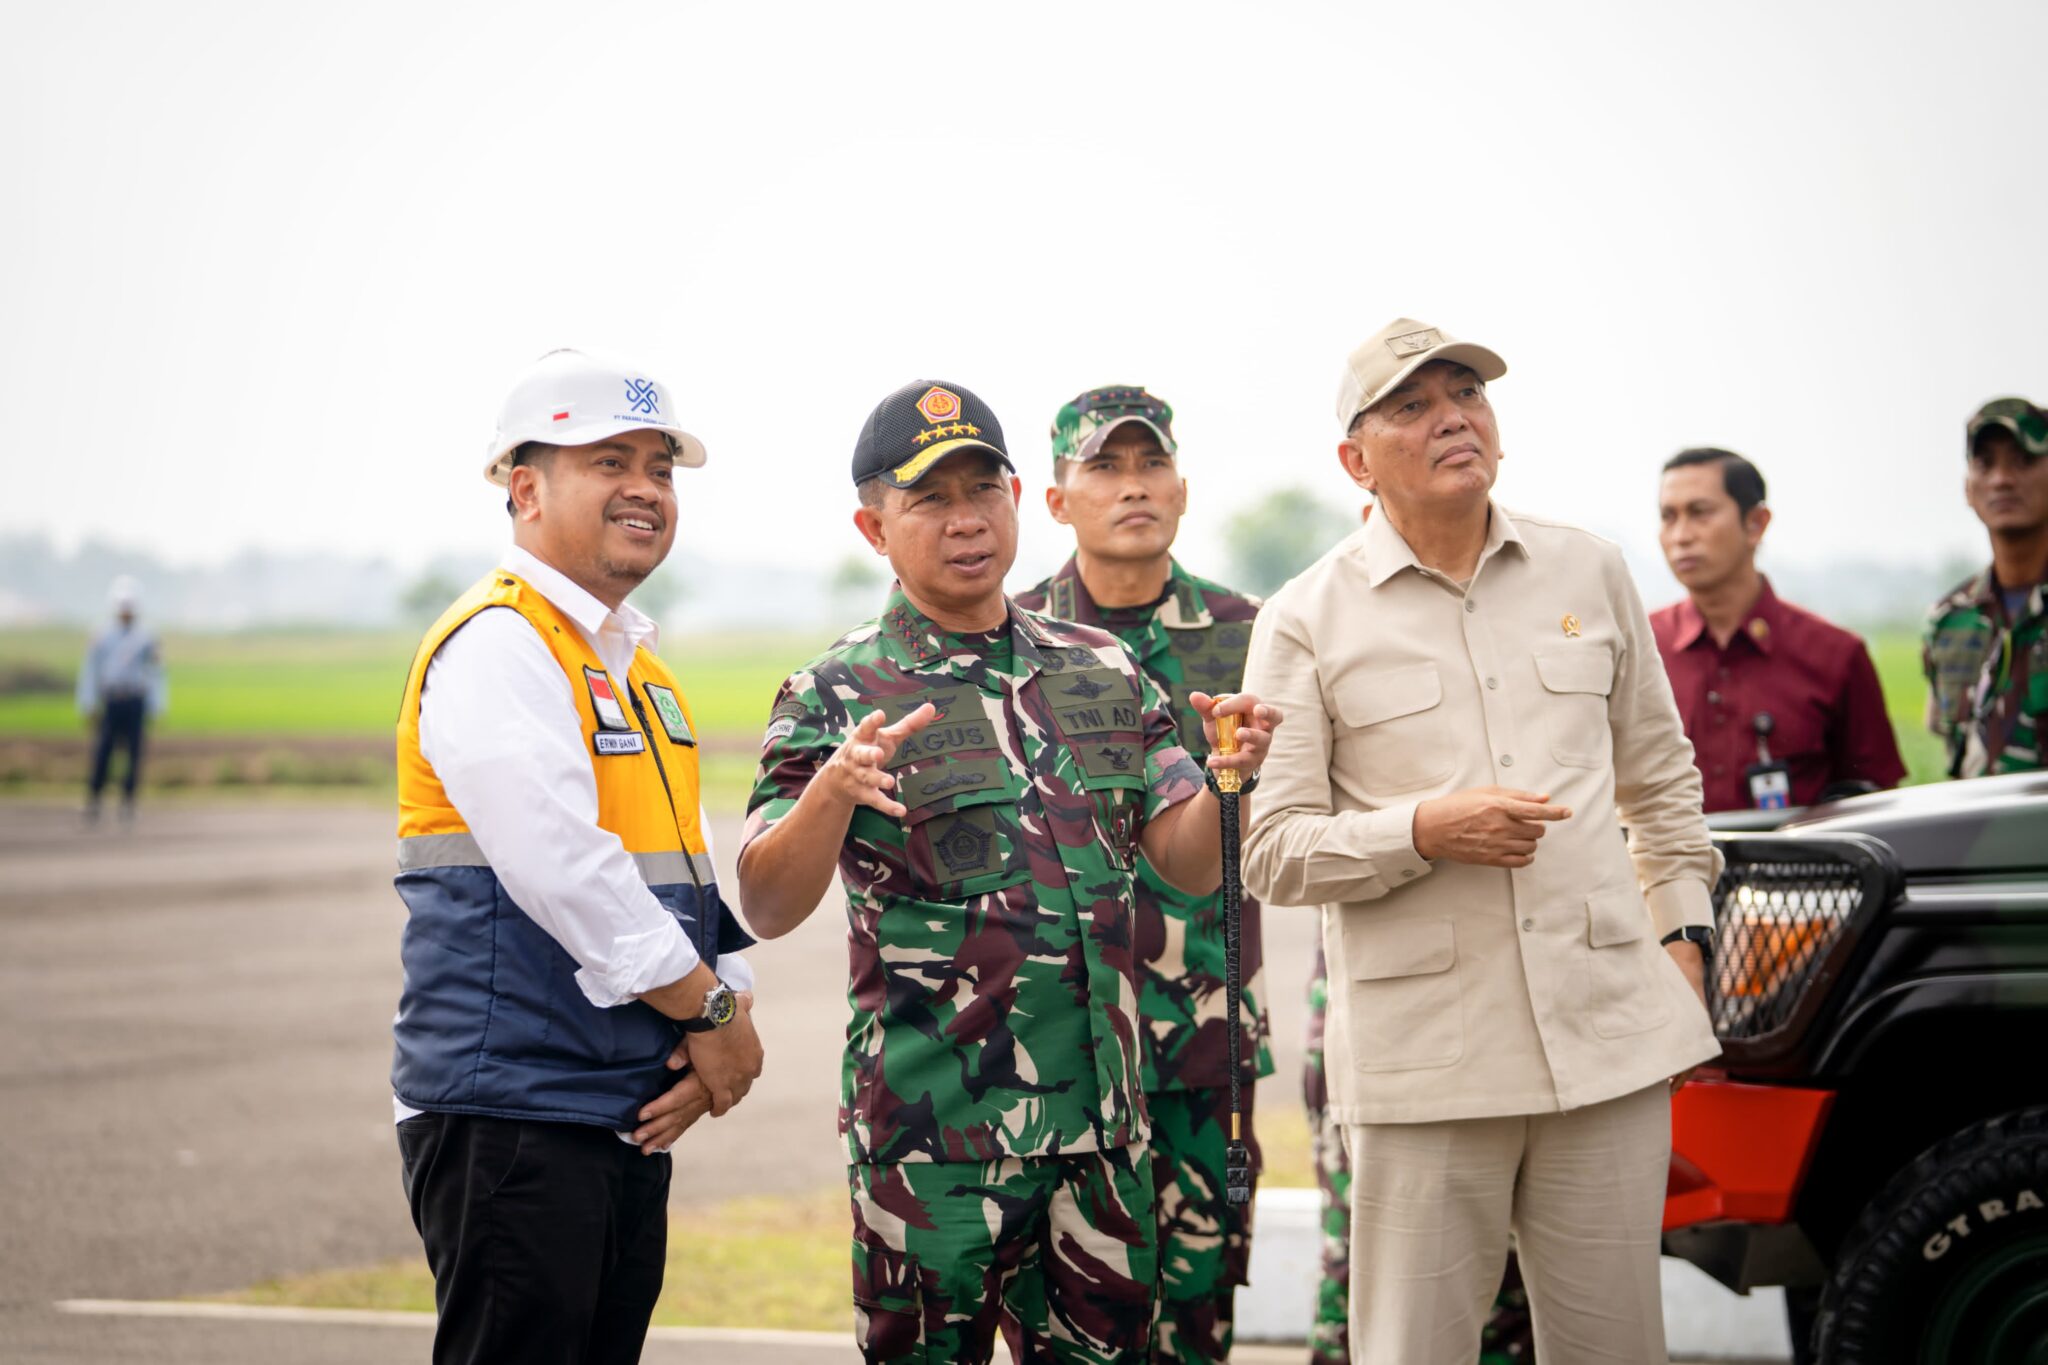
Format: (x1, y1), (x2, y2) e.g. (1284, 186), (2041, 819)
(482, 348), (709, 487)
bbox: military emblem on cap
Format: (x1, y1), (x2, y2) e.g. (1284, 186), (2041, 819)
(849, 378), (1013, 489)
(1387, 328), (1444, 358)
(917, 386), (962, 425)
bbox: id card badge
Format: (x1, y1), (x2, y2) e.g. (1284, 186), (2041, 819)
(1745, 760), (1792, 810)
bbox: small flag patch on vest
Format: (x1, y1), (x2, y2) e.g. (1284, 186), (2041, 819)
(594, 731), (646, 755)
(644, 684), (695, 746)
(584, 667), (632, 730)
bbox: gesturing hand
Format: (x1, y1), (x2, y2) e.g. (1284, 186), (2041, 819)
(820, 704), (937, 819)
(1412, 786), (1573, 868)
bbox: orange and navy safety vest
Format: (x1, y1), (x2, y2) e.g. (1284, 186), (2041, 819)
(389, 571), (748, 1129)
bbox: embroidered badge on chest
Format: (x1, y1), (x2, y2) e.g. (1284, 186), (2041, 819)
(584, 667), (634, 731)
(644, 684), (696, 746)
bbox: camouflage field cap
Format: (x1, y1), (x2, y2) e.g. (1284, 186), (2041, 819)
(1967, 397), (2048, 458)
(851, 379), (1013, 489)
(1050, 386), (1177, 468)
(1335, 317), (1507, 431)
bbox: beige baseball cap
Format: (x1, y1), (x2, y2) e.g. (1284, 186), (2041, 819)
(1335, 318), (1507, 430)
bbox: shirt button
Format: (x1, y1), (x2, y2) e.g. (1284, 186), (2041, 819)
(1485, 677), (1498, 689)
(1465, 600), (1477, 613)
(1500, 754), (1514, 767)
(1521, 918), (1534, 931)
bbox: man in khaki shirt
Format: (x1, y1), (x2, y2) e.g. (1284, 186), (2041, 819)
(1241, 318), (1720, 1365)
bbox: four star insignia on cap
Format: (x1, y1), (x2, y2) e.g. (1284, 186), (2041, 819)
(916, 386), (962, 424)
(909, 421), (983, 446)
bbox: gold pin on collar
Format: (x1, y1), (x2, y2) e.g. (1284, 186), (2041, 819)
(1561, 613), (1581, 638)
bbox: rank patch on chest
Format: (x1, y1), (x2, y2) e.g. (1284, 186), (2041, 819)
(643, 684), (695, 746)
(931, 809), (999, 878)
(584, 667), (633, 730)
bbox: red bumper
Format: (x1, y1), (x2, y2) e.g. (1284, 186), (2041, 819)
(1663, 1079), (1834, 1231)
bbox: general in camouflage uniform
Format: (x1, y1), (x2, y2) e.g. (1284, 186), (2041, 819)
(737, 380), (1280, 1364)
(1016, 384), (1274, 1364)
(1925, 397), (2048, 778)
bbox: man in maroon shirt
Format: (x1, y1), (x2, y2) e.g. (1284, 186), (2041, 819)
(1652, 447), (1906, 812)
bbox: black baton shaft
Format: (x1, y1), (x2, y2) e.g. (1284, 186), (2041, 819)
(1221, 788), (1250, 1206)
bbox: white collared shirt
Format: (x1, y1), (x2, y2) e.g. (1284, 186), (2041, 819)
(396, 545), (749, 1128)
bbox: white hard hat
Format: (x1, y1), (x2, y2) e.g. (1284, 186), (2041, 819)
(108, 575), (140, 609)
(482, 349), (709, 487)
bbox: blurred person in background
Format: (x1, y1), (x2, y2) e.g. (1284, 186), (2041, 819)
(1925, 397), (2048, 777)
(1652, 448), (1905, 812)
(77, 574), (165, 823)
(391, 349), (762, 1365)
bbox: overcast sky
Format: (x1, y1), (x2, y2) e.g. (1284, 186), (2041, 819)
(4, 0), (2043, 599)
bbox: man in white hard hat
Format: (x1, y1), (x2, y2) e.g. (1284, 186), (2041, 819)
(1241, 319), (1719, 1363)
(391, 348), (764, 1365)
(78, 575), (166, 823)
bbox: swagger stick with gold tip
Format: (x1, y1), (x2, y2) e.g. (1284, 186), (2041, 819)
(1212, 704), (1252, 1206)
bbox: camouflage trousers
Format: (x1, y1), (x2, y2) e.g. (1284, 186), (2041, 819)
(1148, 1086), (1259, 1364)
(850, 1146), (1156, 1364)
(1306, 944), (1534, 1365)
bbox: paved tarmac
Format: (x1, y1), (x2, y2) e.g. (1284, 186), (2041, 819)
(0, 797), (1323, 1363)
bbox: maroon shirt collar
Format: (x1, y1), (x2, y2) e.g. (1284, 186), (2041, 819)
(1674, 575), (1781, 655)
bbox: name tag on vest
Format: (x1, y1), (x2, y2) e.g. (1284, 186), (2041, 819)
(594, 731), (647, 755)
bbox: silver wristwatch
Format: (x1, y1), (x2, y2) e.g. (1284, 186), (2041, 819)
(680, 982), (737, 1034)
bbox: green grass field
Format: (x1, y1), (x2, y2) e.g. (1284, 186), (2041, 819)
(2, 621), (1944, 777)
(0, 625), (833, 741)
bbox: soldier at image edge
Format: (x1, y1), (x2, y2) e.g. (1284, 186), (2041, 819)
(735, 378), (1282, 1365)
(1012, 383), (1275, 1364)
(1924, 396), (2048, 778)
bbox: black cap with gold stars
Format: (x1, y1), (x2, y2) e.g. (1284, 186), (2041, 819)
(851, 380), (1013, 489)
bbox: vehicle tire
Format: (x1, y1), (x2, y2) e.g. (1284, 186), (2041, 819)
(1814, 1106), (2048, 1364)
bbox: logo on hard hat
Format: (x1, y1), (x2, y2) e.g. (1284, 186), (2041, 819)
(624, 378), (661, 416)
(916, 387), (961, 425)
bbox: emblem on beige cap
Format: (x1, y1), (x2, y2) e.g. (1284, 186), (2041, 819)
(1387, 328), (1444, 357)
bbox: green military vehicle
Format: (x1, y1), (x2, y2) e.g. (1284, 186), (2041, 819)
(1665, 772), (2048, 1364)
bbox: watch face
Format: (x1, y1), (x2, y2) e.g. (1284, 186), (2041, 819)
(708, 988), (736, 1026)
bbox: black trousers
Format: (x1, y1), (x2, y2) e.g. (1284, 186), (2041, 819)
(87, 696), (147, 803)
(398, 1112), (671, 1365)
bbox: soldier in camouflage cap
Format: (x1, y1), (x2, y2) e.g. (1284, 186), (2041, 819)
(1015, 383), (1274, 1365)
(737, 379), (1284, 1364)
(1925, 397), (2048, 777)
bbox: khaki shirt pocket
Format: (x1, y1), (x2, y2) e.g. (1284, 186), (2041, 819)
(1331, 664), (1454, 795)
(1583, 892), (1672, 1039)
(1343, 916), (1463, 1072)
(1533, 648), (1616, 769)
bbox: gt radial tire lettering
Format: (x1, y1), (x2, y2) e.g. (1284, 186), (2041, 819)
(1922, 1186), (2046, 1260)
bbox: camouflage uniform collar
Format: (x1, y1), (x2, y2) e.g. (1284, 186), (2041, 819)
(878, 584), (1056, 675)
(1044, 555), (1206, 629)
(1939, 567), (2047, 624)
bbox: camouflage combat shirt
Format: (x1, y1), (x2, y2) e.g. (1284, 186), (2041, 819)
(1016, 558), (1275, 1094)
(744, 586), (1205, 1164)
(1924, 570), (2047, 777)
